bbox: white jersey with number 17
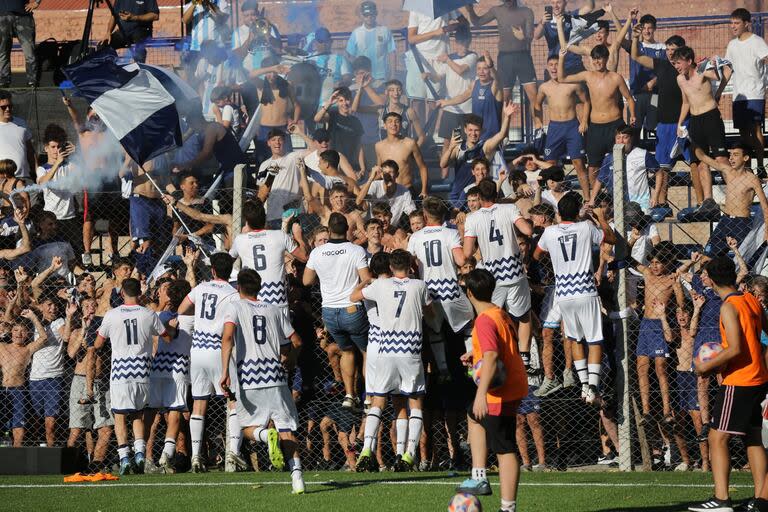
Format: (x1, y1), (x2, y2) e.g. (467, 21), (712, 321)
(464, 203), (525, 285)
(537, 221), (603, 300)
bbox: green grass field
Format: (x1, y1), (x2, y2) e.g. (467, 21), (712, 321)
(0, 471), (757, 512)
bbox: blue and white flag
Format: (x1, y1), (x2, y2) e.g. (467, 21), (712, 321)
(62, 48), (181, 165)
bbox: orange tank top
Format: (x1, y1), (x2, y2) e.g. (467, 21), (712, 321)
(719, 292), (768, 387)
(471, 306), (528, 412)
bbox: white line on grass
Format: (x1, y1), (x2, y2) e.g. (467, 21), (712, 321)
(0, 481), (753, 489)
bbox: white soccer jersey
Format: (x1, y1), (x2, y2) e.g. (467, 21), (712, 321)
(408, 225), (463, 302)
(151, 313), (193, 382)
(187, 280), (239, 352)
(362, 277), (430, 358)
(222, 299), (295, 390)
(230, 230), (297, 306)
(537, 221), (603, 300)
(98, 305), (166, 384)
(464, 204), (525, 285)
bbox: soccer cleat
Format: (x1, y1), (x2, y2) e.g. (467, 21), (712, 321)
(456, 478), (493, 496)
(267, 428), (285, 471)
(158, 454), (175, 474)
(532, 463), (551, 472)
(225, 452), (248, 472)
(520, 463), (531, 472)
(190, 455), (207, 473)
(133, 452), (145, 475)
(580, 383), (589, 400)
(562, 369), (578, 388)
(585, 385), (601, 406)
(400, 452), (414, 469)
(355, 449), (373, 473)
(119, 457), (132, 476)
(688, 497), (733, 512)
(534, 377), (562, 397)
(394, 453), (414, 472)
(143, 458), (160, 474)
(291, 471), (305, 495)
(597, 452), (617, 465)
(418, 460), (431, 472)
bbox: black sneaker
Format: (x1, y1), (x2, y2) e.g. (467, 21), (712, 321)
(734, 497), (757, 512)
(696, 424), (711, 443)
(688, 497), (734, 512)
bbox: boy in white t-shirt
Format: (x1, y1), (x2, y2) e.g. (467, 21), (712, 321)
(210, 86), (243, 139)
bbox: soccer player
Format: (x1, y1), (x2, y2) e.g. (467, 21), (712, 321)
(456, 269), (527, 512)
(408, 196), (472, 377)
(352, 249), (431, 471)
(94, 278), (171, 475)
(533, 193), (616, 404)
(220, 269), (305, 494)
(463, 180), (534, 362)
(690, 257), (768, 512)
(177, 252), (239, 473)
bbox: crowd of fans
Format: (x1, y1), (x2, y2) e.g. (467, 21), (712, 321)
(0, 2), (768, 506)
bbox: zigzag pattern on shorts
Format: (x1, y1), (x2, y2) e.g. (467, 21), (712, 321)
(377, 330), (423, 356)
(257, 281), (287, 305)
(237, 357), (286, 386)
(151, 352), (190, 375)
(111, 355), (151, 381)
(191, 331), (222, 350)
(555, 271), (597, 297)
(485, 255), (524, 282)
(426, 278), (461, 302)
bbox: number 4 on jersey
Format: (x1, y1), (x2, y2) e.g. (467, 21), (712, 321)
(489, 220), (504, 245)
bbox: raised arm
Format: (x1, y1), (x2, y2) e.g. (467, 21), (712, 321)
(484, 101), (516, 154)
(630, 25), (654, 69)
(0, 209), (30, 261)
(558, 49), (588, 84)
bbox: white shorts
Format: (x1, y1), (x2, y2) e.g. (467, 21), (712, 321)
(492, 279), (532, 318)
(540, 287), (562, 329)
(110, 381), (149, 414)
(425, 298), (474, 334)
(558, 296), (604, 344)
(236, 385), (299, 432)
(190, 349), (224, 400)
(365, 328), (380, 395)
(149, 376), (189, 411)
(372, 356), (426, 396)
(405, 51), (444, 100)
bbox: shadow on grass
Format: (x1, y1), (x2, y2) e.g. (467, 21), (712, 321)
(593, 503), (696, 512)
(306, 473), (462, 495)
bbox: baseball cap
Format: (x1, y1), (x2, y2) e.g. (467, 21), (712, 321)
(314, 27), (332, 43)
(361, 1), (377, 15)
(539, 166), (565, 183)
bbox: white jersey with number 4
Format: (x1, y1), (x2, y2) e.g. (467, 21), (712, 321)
(230, 230), (297, 306)
(464, 204), (525, 285)
(98, 305), (166, 384)
(187, 280), (239, 352)
(362, 277), (430, 358)
(222, 299), (295, 390)
(537, 221), (603, 300)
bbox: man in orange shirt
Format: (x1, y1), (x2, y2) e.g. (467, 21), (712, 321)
(457, 269), (528, 512)
(691, 257), (768, 512)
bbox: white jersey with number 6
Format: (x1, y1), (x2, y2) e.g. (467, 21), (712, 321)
(362, 277), (430, 358)
(222, 299), (295, 390)
(230, 230), (297, 306)
(464, 204), (525, 285)
(98, 305), (166, 384)
(537, 221), (603, 300)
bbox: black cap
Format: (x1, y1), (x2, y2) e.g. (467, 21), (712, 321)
(361, 1), (377, 15)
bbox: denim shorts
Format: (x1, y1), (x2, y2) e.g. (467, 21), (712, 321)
(322, 305), (369, 352)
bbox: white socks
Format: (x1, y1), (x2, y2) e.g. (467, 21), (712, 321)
(406, 409), (423, 457)
(252, 427), (269, 444)
(118, 445), (130, 459)
(588, 363), (602, 389)
(133, 439), (146, 456)
(395, 418), (408, 456)
(228, 410), (242, 455)
(574, 359), (588, 385)
(362, 407), (382, 452)
(472, 467), (487, 481)
(190, 415), (204, 457)
(162, 438), (176, 459)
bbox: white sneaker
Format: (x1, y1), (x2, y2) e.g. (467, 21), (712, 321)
(81, 253), (92, 266)
(674, 462), (691, 472)
(291, 471), (305, 495)
(562, 369), (578, 388)
(158, 453), (175, 474)
(190, 455), (207, 473)
(225, 452), (248, 472)
(585, 385), (602, 406)
(534, 377), (562, 397)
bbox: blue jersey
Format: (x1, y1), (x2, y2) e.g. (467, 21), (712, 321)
(471, 80), (501, 141)
(629, 42), (666, 94)
(542, 11), (584, 73)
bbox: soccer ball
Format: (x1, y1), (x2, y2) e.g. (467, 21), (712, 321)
(448, 492), (482, 512)
(470, 358), (507, 389)
(696, 342), (724, 364)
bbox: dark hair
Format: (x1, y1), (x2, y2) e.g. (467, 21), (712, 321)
(112, 256), (133, 271)
(616, 123), (635, 138)
(168, 279), (192, 311)
(333, 86), (352, 102)
(43, 124), (67, 145)
(389, 249), (411, 272)
(210, 252), (234, 280)
(329, 182), (349, 197)
(364, 218), (383, 230)
(243, 199), (266, 230)
(122, 278), (141, 298)
(477, 180), (497, 202)
(596, 20), (610, 31)
(0, 159), (17, 178)
(319, 149), (340, 169)
(665, 35), (686, 47)
(704, 256), (737, 287)
(237, 269), (262, 297)
(0, 90), (11, 102)
(384, 79), (403, 89)
(371, 201), (392, 217)
(369, 252), (390, 277)
(466, 186), (480, 198)
(590, 44), (610, 60)
(731, 8), (751, 23)
(266, 128), (286, 140)
(558, 192), (582, 221)
(730, 142), (753, 158)
(671, 46), (695, 62)
(463, 114), (483, 129)
(380, 159), (399, 173)
(422, 196), (447, 222)
(464, 269), (496, 302)
(178, 172), (197, 185)
(648, 241), (678, 267)
(382, 111), (402, 124)
(351, 56), (372, 72)
(328, 212), (349, 236)
(210, 85), (231, 102)
(472, 157), (491, 170)
(313, 128), (330, 142)
(639, 14), (657, 27)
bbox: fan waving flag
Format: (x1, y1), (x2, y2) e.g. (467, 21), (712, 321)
(62, 48), (182, 165)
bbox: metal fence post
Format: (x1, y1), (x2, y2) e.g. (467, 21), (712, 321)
(612, 143), (633, 471)
(232, 164), (245, 237)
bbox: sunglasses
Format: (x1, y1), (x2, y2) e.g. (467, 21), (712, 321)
(0, 105), (11, 110)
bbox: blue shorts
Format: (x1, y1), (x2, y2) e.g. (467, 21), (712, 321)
(675, 371), (699, 411)
(29, 377), (66, 418)
(322, 305), (369, 352)
(129, 195), (168, 241)
(655, 121), (689, 167)
(1, 386), (26, 429)
(543, 119), (585, 162)
(518, 386), (541, 415)
(694, 326), (721, 354)
(733, 100), (765, 130)
(636, 318), (669, 358)
(705, 216), (752, 257)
